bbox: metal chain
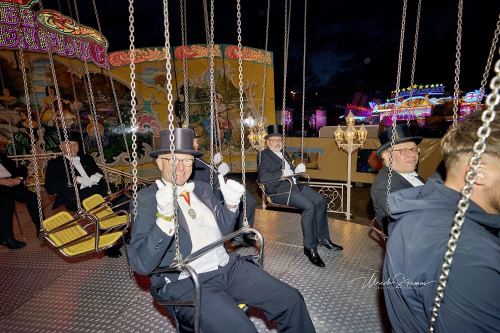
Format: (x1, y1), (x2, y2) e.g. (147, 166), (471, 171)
(236, 0), (247, 227)
(452, 0), (464, 128)
(91, 0), (131, 163)
(281, 0), (292, 170)
(407, 0), (422, 125)
(38, 0), (83, 212)
(73, 0), (112, 195)
(16, 5), (44, 229)
(207, 0), (216, 190)
(300, 0), (307, 162)
(161, 0), (182, 264)
(386, 0), (408, 217)
(128, 0), (139, 225)
(258, 0), (271, 166)
(179, 0), (190, 127)
(68, 71), (87, 154)
(429, 54), (500, 333)
(475, 13), (500, 112)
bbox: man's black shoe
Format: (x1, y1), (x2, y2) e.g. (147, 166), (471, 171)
(303, 247), (325, 267)
(242, 233), (257, 247)
(104, 247), (122, 258)
(0, 238), (26, 249)
(318, 239), (343, 251)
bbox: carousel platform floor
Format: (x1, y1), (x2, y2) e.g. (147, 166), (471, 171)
(0, 204), (390, 332)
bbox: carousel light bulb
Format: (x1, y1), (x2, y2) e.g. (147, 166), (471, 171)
(346, 111), (355, 127)
(357, 124), (367, 144)
(334, 125), (344, 144)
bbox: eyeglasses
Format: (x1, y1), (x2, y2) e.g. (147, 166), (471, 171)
(159, 157), (194, 167)
(393, 147), (420, 156)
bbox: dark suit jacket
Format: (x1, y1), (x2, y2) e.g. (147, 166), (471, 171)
(370, 166), (424, 228)
(129, 180), (238, 286)
(257, 148), (297, 194)
(45, 154), (104, 209)
(0, 152), (27, 179)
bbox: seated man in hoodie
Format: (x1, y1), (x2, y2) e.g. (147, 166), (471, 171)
(190, 138), (257, 246)
(383, 111), (500, 332)
(370, 124), (424, 233)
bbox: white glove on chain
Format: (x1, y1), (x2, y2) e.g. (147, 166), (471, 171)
(218, 174), (245, 207)
(155, 180), (175, 217)
(294, 163), (306, 174)
(282, 168), (294, 177)
(217, 162), (230, 176)
(89, 173), (103, 184)
(76, 176), (93, 189)
(213, 152), (223, 165)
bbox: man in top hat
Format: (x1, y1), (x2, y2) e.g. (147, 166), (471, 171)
(129, 128), (316, 333)
(0, 151), (40, 249)
(191, 137), (257, 246)
(45, 131), (108, 212)
(370, 124), (424, 234)
(258, 124), (343, 268)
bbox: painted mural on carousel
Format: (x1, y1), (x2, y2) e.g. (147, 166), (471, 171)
(109, 44), (275, 171)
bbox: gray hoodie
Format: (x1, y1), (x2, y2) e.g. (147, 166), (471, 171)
(383, 178), (500, 333)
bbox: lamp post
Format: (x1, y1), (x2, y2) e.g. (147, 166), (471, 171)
(334, 111), (368, 220)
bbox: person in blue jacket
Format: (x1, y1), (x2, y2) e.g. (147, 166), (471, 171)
(383, 111), (500, 332)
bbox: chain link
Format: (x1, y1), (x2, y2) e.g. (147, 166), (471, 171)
(300, 0), (307, 162)
(128, 0), (139, 225)
(207, 0), (216, 190)
(161, 0), (183, 264)
(258, 0), (271, 166)
(281, 0), (292, 170)
(475, 13), (500, 112)
(407, 0), (422, 125)
(236, 0), (248, 227)
(429, 54), (499, 333)
(72, 0), (112, 195)
(452, 0), (464, 128)
(16, 5), (44, 229)
(386, 0), (408, 217)
(179, 0), (190, 127)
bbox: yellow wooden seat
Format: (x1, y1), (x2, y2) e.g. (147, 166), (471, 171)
(82, 194), (129, 230)
(42, 211), (123, 257)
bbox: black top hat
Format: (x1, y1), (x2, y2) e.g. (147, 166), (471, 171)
(150, 128), (203, 158)
(63, 131), (83, 144)
(265, 124), (283, 139)
(376, 124), (422, 156)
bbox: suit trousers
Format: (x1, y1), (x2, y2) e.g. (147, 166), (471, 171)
(153, 255), (316, 333)
(0, 184), (40, 240)
(272, 184), (330, 249)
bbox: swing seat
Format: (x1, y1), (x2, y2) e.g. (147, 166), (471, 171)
(258, 173), (310, 210)
(42, 211), (124, 257)
(150, 227), (264, 333)
(82, 194), (129, 231)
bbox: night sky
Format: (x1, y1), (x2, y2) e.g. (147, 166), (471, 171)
(44, 0), (500, 113)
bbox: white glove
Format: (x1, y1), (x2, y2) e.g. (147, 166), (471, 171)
(155, 180), (175, 216)
(213, 152), (223, 164)
(282, 168), (294, 177)
(218, 174), (245, 207)
(76, 176), (93, 189)
(217, 162), (230, 176)
(294, 163), (306, 174)
(89, 173), (103, 184)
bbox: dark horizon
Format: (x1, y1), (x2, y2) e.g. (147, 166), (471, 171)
(43, 0), (500, 115)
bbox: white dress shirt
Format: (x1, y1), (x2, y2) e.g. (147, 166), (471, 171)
(272, 151), (296, 184)
(156, 181), (229, 279)
(65, 155), (90, 179)
(398, 171), (424, 187)
(0, 162), (12, 178)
